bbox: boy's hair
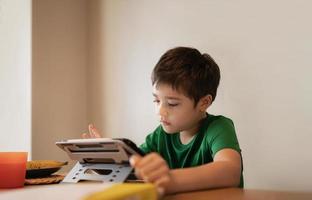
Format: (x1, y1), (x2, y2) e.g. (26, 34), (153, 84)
(151, 47), (220, 106)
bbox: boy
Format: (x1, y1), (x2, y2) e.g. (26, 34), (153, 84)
(82, 47), (243, 194)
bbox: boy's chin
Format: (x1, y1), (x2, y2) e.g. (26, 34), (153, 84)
(162, 125), (179, 134)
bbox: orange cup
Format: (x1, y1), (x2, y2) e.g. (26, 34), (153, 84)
(0, 152), (28, 188)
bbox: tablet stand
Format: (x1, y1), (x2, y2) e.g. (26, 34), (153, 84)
(62, 162), (132, 183)
(56, 138), (137, 184)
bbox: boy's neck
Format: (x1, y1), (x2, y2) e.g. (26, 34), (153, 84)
(180, 127), (198, 144)
(179, 112), (207, 144)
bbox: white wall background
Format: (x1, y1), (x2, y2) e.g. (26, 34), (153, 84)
(0, 0), (31, 154)
(87, 0), (312, 191)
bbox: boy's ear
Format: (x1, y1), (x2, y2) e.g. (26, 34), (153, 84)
(198, 95), (212, 111)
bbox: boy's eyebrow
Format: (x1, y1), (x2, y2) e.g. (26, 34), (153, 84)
(166, 96), (181, 100)
(152, 93), (181, 100)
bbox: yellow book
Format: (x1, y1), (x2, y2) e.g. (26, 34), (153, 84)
(83, 183), (158, 200)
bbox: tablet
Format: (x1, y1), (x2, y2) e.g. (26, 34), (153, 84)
(56, 138), (145, 164)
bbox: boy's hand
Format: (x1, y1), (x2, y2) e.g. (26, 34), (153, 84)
(81, 124), (102, 139)
(130, 153), (171, 195)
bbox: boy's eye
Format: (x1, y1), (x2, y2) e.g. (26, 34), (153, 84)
(168, 103), (179, 107)
(153, 99), (160, 104)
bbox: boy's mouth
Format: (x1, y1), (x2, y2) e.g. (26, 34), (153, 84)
(160, 120), (171, 126)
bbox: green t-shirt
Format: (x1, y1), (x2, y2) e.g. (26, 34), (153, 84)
(140, 114), (244, 188)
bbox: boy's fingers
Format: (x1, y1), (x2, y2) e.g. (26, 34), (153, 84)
(130, 155), (144, 179)
(88, 124), (93, 132)
(134, 168), (142, 179)
(139, 159), (164, 178)
(88, 124), (95, 138)
(81, 133), (90, 139)
(130, 155), (142, 167)
(88, 123), (102, 138)
(157, 187), (165, 198)
(155, 175), (170, 188)
(144, 165), (169, 183)
(136, 153), (160, 168)
(92, 128), (102, 138)
(132, 153), (167, 180)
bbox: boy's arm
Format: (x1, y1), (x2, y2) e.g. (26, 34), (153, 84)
(166, 148), (242, 194)
(130, 148), (241, 194)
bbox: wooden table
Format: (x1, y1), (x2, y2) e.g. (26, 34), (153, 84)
(1, 184), (312, 200)
(164, 188), (312, 200)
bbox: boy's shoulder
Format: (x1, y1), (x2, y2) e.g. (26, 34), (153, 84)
(202, 114), (240, 157)
(201, 114), (235, 135)
(206, 114), (234, 126)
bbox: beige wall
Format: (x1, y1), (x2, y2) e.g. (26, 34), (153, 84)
(0, 0), (32, 154)
(32, 0), (88, 160)
(31, 0), (312, 191)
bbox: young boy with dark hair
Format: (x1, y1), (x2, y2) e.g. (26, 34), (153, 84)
(83, 47), (243, 194)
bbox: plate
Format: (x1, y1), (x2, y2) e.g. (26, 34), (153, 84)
(26, 167), (61, 179)
(25, 175), (65, 185)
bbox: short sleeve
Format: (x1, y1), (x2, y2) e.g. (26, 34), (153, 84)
(206, 117), (241, 158)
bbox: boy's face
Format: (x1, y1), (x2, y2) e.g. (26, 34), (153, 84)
(153, 83), (207, 134)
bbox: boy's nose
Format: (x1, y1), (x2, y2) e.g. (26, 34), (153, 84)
(157, 104), (168, 117)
